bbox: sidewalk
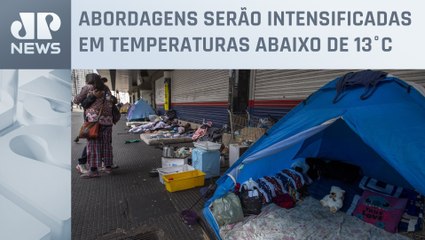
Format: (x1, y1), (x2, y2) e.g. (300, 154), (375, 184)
(71, 112), (213, 240)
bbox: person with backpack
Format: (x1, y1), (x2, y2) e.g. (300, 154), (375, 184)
(73, 74), (115, 178)
(73, 73), (98, 174)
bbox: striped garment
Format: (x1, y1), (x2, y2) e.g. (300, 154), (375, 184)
(276, 172), (296, 191)
(264, 176), (285, 195)
(87, 125), (113, 169)
(255, 169), (308, 204)
(282, 169), (303, 189)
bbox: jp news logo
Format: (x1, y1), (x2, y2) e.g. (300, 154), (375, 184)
(10, 12), (61, 54)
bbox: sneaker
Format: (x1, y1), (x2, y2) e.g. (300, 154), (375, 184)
(111, 164), (119, 169)
(76, 164), (88, 174)
(104, 168), (112, 174)
(80, 171), (100, 179)
(100, 164), (118, 171)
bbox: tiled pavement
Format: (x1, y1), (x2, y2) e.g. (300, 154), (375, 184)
(71, 111), (216, 240)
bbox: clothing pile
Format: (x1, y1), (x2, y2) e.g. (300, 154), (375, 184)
(174, 147), (192, 158)
(192, 121), (213, 141)
(253, 168), (311, 205)
(128, 120), (170, 133)
(198, 126), (225, 142)
(129, 114), (192, 133)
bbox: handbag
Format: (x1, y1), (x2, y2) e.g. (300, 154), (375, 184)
(78, 97), (104, 139)
(79, 121), (100, 139)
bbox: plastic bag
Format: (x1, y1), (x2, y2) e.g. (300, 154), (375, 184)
(239, 178), (262, 215)
(211, 192), (244, 226)
(240, 188), (262, 215)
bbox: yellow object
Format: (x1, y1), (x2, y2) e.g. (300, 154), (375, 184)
(164, 80), (170, 111)
(120, 103), (130, 113)
(163, 170), (206, 192)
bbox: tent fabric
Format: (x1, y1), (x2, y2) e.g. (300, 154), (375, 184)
(241, 117), (338, 165)
(204, 73), (425, 239)
(126, 99), (155, 122)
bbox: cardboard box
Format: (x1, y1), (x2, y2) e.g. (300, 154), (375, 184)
(240, 127), (266, 142)
(221, 133), (233, 147)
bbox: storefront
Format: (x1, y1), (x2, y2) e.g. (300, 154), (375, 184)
(169, 70), (229, 126)
(249, 70), (425, 119)
(152, 69), (425, 126)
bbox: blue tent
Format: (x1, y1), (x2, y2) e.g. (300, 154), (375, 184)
(126, 99), (155, 122)
(203, 72), (425, 238)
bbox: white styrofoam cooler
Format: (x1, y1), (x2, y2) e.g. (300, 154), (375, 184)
(161, 157), (188, 168)
(157, 164), (195, 184)
(193, 141), (221, 151)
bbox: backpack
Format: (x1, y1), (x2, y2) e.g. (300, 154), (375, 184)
(112, 104), (121, 124)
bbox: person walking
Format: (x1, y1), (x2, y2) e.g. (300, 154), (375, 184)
(73, 74), (97, 143)
(73, 73), (98, 173)
(100, 76), (119, 170)
(74, 74), (115, 178)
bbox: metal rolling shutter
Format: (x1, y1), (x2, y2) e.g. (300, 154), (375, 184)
(171, 70), (229, 103)
(385, 70), (425, 87)
(254, 70), (425, 102)
(171, 70), (229, 126)
(251, 70), (425, 119)
(252, 70), (353, 118)
(254, 70), (353, 100)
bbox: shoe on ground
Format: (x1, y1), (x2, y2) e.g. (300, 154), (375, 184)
(101, 164), (118, 171)
(76, 164), (88, 174)
(111, 164), (119, 169)
(104, 168), (112, 174)
(100, 166), (112, 174)
(80, 171), (100, 179)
